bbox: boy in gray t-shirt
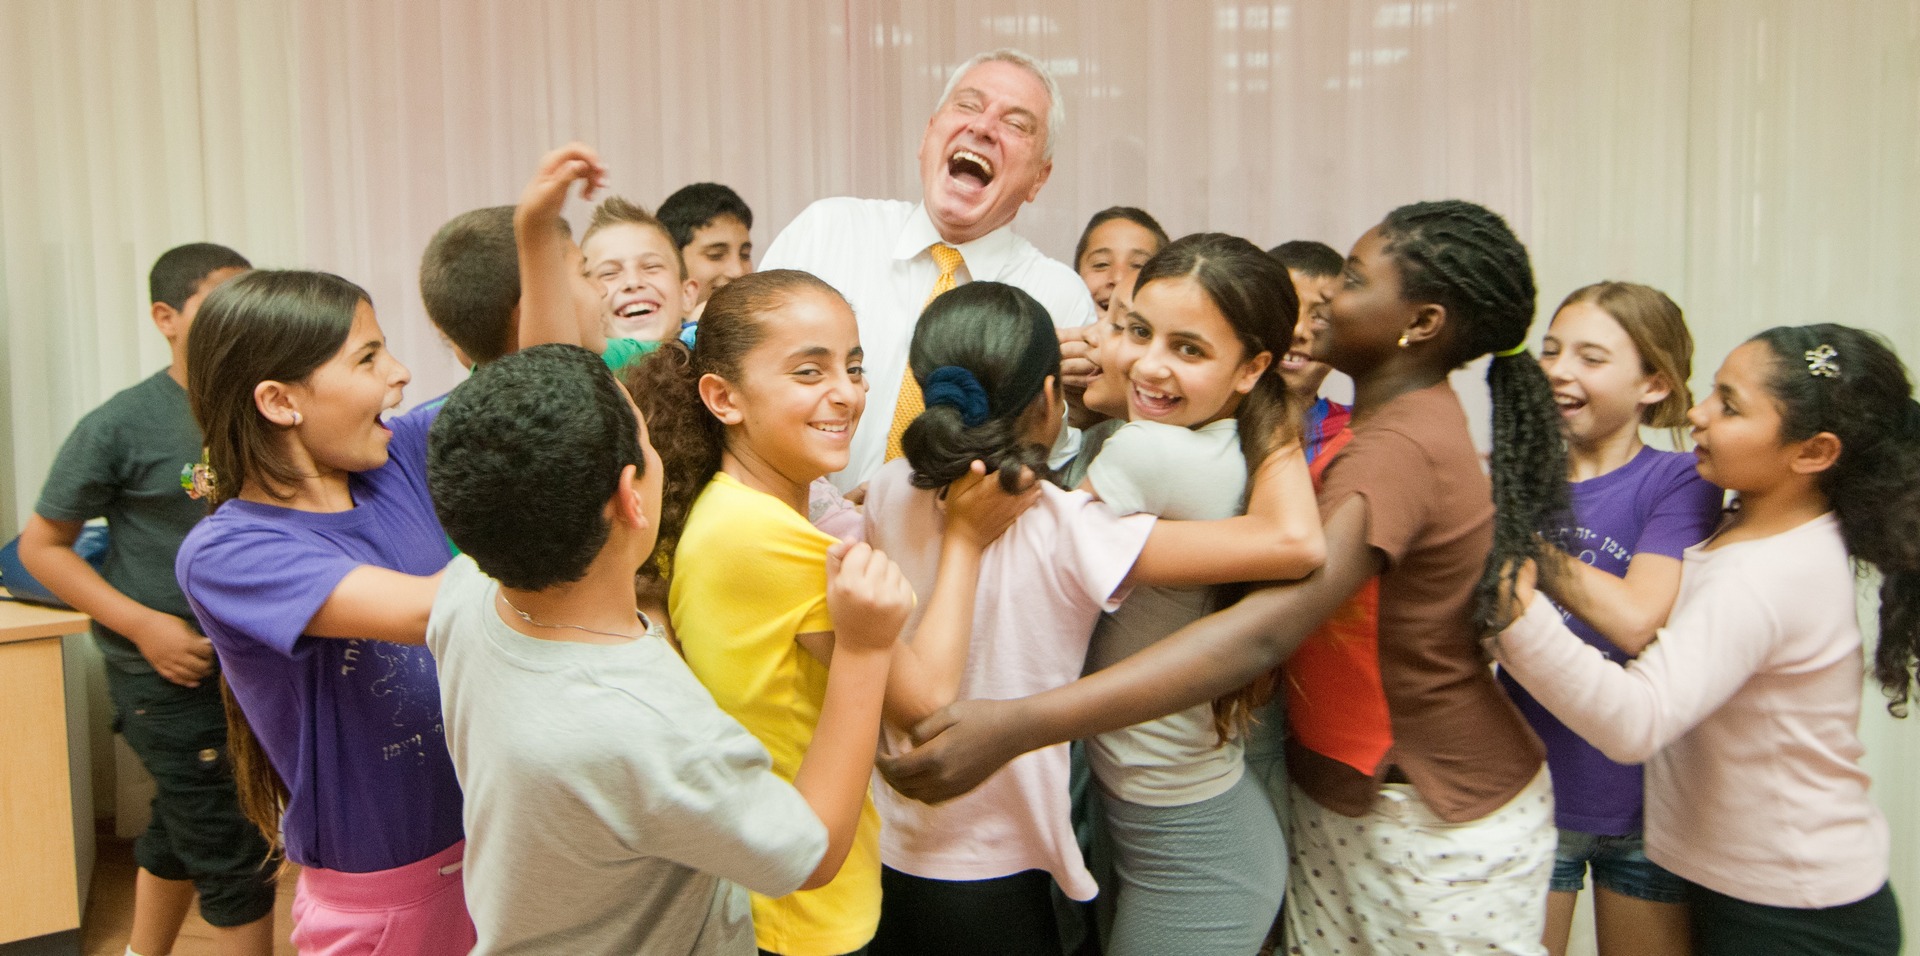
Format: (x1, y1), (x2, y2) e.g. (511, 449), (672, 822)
(424, 344), (906, 954)
(20, 244), (276, 952)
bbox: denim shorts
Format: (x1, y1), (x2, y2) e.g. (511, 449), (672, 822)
(1550, 828), (1687, 903)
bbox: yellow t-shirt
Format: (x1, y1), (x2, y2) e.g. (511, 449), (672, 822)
(668, 472), (881, 956)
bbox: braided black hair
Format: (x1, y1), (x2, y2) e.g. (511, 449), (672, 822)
(1751, 325), (1920, 715)
(1377, 200), (1571, 631)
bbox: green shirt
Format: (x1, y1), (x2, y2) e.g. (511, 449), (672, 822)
(35, 370), (206, 674)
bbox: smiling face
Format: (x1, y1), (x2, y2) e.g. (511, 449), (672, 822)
(918, 59), (1055, 245)
(1109, 276), (1270, 428)
(289, 301), (411, 478)
(1687, 340), (1807, 496)
(1279, 268), (1338, 399)
(1081, 307), (1128, 419)
(1540, 300), (1668, 450)
(682, 215), (753, 307)
(709, 288), (868, 485)
(1077, 218), (1161, 313)
(1318, 225), (1420, 379)
(583, 222), (693, 342)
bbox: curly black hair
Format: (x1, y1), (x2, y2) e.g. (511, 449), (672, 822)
(429, 344), (642, 590)
(1750, 324), (1920, 715)
(1377, 200), (1571, 632)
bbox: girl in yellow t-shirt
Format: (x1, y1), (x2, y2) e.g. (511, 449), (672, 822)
(626, 268), (1028, 956)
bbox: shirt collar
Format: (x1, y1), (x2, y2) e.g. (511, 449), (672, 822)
(892, 202), (1017, 281)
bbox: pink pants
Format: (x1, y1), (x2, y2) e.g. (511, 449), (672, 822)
(289, 840), (476, 956)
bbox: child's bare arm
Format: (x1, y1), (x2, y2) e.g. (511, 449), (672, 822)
(514, 143), (607, 352)
(884, 463), (1038, 729)
(19, 514), (214, 687)
(1125, 440), (1326, 588)
(791, 542), (908, 889)
(1539, 553), (1685, 655)
(304, 566), (446, 645)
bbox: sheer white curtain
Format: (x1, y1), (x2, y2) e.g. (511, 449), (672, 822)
(0, 0), (301, 536)
(3, 0), (1916, 928)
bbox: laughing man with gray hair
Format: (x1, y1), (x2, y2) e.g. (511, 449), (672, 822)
(759, 49), (1097, 491)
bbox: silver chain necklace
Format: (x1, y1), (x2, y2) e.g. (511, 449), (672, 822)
(497, 591), (653, 642)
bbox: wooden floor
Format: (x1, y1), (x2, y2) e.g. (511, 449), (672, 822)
(82, 835), (298, 956)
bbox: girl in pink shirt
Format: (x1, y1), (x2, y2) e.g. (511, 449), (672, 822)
(864, 278), (1324, 956)
(1493, 323), (1919, 955)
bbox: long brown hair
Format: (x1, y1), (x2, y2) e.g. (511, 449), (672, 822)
(186, 269), (366, 860)
(1555, 281), (1695, 448)
(623, 269), (845, 580)
(1105, 234), (1303, 742)
(187, 270), (368, 505)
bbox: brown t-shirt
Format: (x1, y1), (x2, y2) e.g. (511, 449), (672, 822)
(1285, 383), (1544, 822)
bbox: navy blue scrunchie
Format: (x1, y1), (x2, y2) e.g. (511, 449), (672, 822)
(924, 365), (992, 427)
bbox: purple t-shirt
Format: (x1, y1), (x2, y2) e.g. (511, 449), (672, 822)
(176, 405), (460, 873)
(1499, 446), (1723, 834)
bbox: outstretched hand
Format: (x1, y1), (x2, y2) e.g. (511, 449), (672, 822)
(876, 697), (1031, 803)
(517, 142), (608, 222)
(940, 460), (1040, 551)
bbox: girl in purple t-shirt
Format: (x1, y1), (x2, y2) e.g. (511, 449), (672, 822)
(1497, 282), (1723, 956)
(174, 271), (470, 955)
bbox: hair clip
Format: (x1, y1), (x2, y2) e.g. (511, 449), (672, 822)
(179, 449), (217, 501)
(1805, 344), (1840, 378)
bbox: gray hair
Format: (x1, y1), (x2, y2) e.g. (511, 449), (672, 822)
(936, 48), (1064, 161)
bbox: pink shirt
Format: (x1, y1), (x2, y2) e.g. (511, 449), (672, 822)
(864, 460), (1154, 900)
(1495, 512), (1889, 908)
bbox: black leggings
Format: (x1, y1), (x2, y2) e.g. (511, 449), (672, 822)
(869, 867), (1065, 956)
(1690, 880), (1902, 956)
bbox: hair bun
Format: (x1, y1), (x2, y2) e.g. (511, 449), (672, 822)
(925, 365), (992, 427)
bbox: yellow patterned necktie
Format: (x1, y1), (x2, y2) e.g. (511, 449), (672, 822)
(885, 242), (965, 460)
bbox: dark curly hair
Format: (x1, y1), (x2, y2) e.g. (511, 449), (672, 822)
(901, 282), (1060, 492)
(1750, 324), (1920, 716)
(623, 269), (844, 579)
(429, 344), (643, 590)
(1377, 200), (1571, 632)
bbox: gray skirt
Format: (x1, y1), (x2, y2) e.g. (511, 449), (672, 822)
(1099, 770), (1287, 956)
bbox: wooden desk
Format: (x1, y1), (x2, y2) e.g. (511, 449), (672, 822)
(0, 591), (92, 955)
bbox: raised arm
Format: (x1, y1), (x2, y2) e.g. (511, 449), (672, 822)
(880, 495), (1374, 802)
(514, 143), (607, 352)
(1123, 440), (1325, 588)
(884, 463), (1039, 729)
(20, 515), (214, 687)
(791, 542), (910, 889)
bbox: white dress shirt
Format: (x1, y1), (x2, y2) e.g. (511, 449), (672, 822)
(760, 197), (1098, 489)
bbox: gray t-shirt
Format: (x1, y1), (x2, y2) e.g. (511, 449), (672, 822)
(1083, 419), (1250, 807)
(35, 369), (206, 675)
(428, 556), (828, 955)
